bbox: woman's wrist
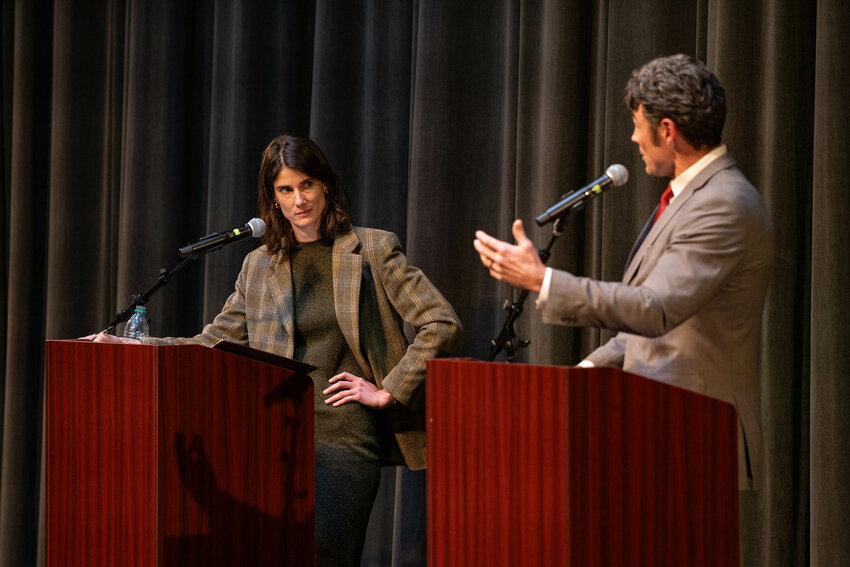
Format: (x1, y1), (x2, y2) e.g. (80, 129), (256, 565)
(381, 389), (397, 408)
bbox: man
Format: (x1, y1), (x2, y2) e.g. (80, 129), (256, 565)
(473, 54), (773, 490)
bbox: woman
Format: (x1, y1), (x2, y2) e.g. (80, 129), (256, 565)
(98, 134), (462, 565)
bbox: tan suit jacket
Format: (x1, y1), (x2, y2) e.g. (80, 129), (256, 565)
(157, 227), (462, 470)
(541, 154), (773, 488)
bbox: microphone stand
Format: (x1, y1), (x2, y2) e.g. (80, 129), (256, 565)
(486, 216), (566, 362)
(101, 255), (197, 334)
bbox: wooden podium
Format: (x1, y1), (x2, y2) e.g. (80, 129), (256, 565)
(45, 340), (315, 566)
(427, 359), (739, 566)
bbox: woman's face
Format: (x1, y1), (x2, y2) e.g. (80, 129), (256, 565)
(272, 165), (327, 242)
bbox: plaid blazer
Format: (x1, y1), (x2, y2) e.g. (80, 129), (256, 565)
(164, 227), (462, 470)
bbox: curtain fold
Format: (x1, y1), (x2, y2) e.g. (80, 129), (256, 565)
(2, 1), (53, 565)
(2, 1), (846, 565)
(810, 0), (850, 565)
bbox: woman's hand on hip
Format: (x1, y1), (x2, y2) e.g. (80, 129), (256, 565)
(323, 372), (397, 409)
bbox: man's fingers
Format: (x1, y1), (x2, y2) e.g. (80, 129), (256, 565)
(472, 238), (487, 256)
(475, 231), (513, 259)
(512, 219), (531, 245)
(473, 230), (500, 250)
(473, 238), (497, 269)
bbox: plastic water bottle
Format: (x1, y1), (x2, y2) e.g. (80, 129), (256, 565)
(123, 305), (150, 341)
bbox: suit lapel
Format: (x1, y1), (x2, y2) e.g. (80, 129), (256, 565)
(624, 153), (737, 285)
(332, 230), (372, 378)
(266, 252), (296, 358)
(623, 209), (657, 277)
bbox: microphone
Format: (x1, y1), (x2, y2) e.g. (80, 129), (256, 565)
(535, 164), (629, 225)
(178, 217), (266, 258)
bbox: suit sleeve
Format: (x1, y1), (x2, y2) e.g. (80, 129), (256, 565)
(541, 188), (758, 337)
(371, 232), (463, 407)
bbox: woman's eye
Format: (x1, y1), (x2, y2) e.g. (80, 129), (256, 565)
(304, 180), (313, 188)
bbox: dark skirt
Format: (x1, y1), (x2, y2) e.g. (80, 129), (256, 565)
(314, 447), (381, 566)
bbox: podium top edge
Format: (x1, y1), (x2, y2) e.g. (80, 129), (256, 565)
(45, 339), (317, 375)
(212, 340), (316, 374)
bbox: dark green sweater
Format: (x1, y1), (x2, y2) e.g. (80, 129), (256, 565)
(290, 239), (383, 467)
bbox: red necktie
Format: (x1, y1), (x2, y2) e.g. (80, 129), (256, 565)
(654, 185), (674, 224)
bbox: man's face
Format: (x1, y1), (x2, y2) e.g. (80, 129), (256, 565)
(631, 104), (675, 178)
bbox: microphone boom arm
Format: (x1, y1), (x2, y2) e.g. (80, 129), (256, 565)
(102, 218), (265, 333)
(486, 216), (566, 362)
(101, 255), (196, 334)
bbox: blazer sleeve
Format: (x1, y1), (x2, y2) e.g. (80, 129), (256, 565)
(369, 232), (463, 407)
(146, 254), (251, 347)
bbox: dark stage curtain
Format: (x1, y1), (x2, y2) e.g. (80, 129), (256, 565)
(2, 1), (847, 565)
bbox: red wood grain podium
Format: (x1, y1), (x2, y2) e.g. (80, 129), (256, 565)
(427, 359), (739, 566)
(45, 340), (315, 566)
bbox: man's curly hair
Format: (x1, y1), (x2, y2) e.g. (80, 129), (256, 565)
(625, 54), (726, 149)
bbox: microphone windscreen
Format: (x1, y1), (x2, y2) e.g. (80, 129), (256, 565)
(606, 164), (629, 186)
(248, 217), (266, 237)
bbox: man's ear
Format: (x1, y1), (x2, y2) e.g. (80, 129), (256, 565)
(658, 117), (677, 146)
